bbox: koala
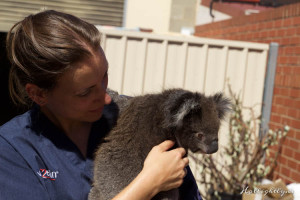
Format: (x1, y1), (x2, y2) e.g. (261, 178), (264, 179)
(89, 88), (231, 200)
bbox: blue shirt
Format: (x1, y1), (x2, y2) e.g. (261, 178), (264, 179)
(0, 104), (202, 200)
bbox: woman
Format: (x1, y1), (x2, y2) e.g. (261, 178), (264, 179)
(0, 10), (201, 200)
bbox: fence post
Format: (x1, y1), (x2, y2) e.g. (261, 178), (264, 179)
(261, 42), (279, 135)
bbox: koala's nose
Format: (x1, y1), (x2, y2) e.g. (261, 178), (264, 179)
(207, 140), (218, 154)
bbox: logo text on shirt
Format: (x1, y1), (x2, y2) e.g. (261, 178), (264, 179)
(37, 169), (59, 181)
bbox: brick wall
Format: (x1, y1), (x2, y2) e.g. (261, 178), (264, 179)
(195, 3), (300, 183)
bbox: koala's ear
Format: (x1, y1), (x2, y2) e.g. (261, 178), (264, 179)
(163, 89), (200, 128)
(212, 93), (232, 120)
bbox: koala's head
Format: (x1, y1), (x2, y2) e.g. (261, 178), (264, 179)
(163, 89), (231, 154)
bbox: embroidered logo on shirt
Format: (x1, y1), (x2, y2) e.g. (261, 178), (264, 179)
(37, 169), (59, 181)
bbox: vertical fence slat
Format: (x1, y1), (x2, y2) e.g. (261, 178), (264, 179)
(143, 39), (166, 93)
(104, 35), (128, 93)
(101, 33), (107, 51)
(141, 38), (148, 94)
(162, 40), (169, 89)
(120, 36), (128, 94)
(123, 37), (147, 95)
(164, 42), (187, 89)
(182, 42), (189, 88)
(205, 46), (228, 95)
(222, 46), (229, 92)
(225, 47), (248, 97)
(243, 49), (268, 117)
(184, 44), (208, 92)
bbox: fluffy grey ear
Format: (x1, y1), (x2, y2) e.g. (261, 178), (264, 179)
(162, 89), (201, 128)
(172, 99), (200, 126)
(212, 93), (232, 120)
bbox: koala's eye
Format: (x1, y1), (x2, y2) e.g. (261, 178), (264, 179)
(195, 132), (203, 140)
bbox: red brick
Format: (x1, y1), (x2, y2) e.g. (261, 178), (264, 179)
(264, 39), (273, 44)
(271, 114), (282, 124)
(278, 155), (287, 165)
(285, 47), (300, 55)
(279, 67), (289, 75)
(269, 122), (282, 130)
(281, 117), (290, 127)
(278, 48), (285, 55)
(276, 66), (284, 73)
(293, 16), (300, 25)
(257, 21), (266, 30)
(273, 96), (284, 105)
(284, 137), (291, 146)
(294, 100), (300, 109)
(290, 171), (300, 182)
(284, 66), (294, 73)
(282, 88), (292, 97)
(269, 30), (277, 38)
(295, 110), (300, 120)
(274, 19), (283, 28)
(283, 18), (293, 27)
(290, 88), (300, 98)
(289, 138), (299, 150)
(273, 88), (280, 95)
(276, 29), (285, 38)
(266, 21), (274, 29)
(294, 151), (300, 160)
(283, 76), (292, 87)
(292, 67), (300, 74)
(295, 131), (300, 140)
(278, 38), (287, 45)
(278, 106), (288, 115)
(278, 56), (289, 64)
(260, 31), (269, 38)
(288, 130), (295, 138)
(278, 88), (290, 96)
(293, 47), (300, 54)
(253, 32), (259, 38)
(280, 165), (291, 177)
(291, 119), (300, 130)
(287, 108), (298, 118)
(289, 56), (300, 65)
(283, 146), (294, 157)
(287, 159), (298, 169)
(275, 75), (283, 85)
(269, 38), (281, 45)
(296, 27), (300, 35)
(290, 75), (300, 88)
(283, 98), (294, 107)
(288, 37), (300, 45)
(285, 28), (297, 36)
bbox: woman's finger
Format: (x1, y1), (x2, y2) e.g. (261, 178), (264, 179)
(182, 157), (189, 166)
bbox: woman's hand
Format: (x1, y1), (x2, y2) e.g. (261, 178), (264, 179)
(112, 140), (189, 200)
(141, 140), (189, 195)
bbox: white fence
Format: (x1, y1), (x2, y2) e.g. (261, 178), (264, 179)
(99, 28), (269, 111)
(98, 27), (270, 187)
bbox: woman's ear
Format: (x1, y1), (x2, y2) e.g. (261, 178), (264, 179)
(25, 83), (48, 106)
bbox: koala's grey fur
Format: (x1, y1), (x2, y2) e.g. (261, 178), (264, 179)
(89, 88), (231, 200)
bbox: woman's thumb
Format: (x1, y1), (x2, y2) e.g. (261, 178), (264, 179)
(157, 140), (175, 152)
